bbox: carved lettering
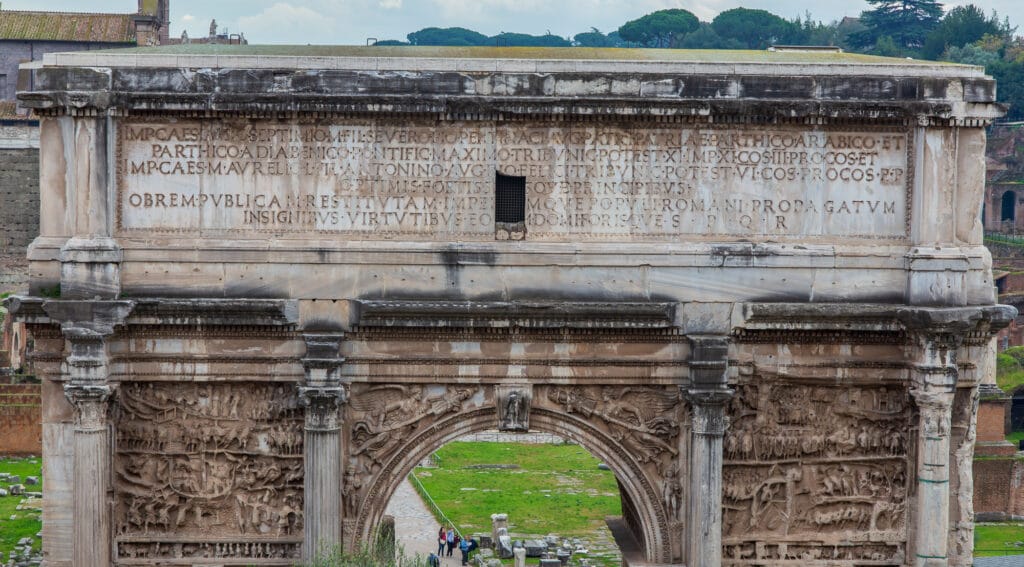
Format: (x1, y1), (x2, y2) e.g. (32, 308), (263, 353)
(118, 120), (909, 239)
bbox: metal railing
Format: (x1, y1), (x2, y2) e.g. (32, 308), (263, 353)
(408, 470), (462, 539)
(986, 231), (1024, 246)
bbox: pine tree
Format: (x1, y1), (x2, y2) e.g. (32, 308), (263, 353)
(848, 0), (943, 52)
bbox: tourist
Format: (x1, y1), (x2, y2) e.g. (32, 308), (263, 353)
(437, 526), (446, 557)
(445, 527), (455, 557)
(459, 535), (470, 565)
(427, 552), (441, 567)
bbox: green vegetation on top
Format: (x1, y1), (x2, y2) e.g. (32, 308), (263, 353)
(104, 43), (948, 66)
(110, 3), (1022, 118)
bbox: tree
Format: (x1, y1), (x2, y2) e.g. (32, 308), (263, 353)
(711, 8), (797, 49)
(921, 5), (1011, 60)
(574, 28), (615, 48)
(944, 34), (1024, 121)
(492, 32), (570, 47)
(407, 27), (489, 46)
(848, 0), (942, 53)
(618, 9), (699, 48)
(674, 23), (744, 49)
(789, 12), (843, 46)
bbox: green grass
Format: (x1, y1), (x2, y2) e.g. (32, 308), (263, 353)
(0, 457), (42, 558)
(413, 441), (620, 561)
(976, 523), (1024, 556)
(1007, 430), (1024, 446)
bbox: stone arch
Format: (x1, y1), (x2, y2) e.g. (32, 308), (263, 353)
(1011, 385), (1024, 432)
(352, 405), (677, 563)
(1002, 189), (1017, 222)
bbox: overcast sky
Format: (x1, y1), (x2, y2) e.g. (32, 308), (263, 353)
(5, 0), (1022, 45)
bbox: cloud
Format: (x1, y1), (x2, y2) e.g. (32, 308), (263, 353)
(237, 2), (336, 43)
(379, 0), (402, 8)
(429, 0), (550, 20)
(181, 14), (196, 22)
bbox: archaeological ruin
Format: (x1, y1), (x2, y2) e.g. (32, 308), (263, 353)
(6, 45), (1016, 566)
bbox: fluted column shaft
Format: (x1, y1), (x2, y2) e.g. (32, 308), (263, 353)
(65, 384), (112, 567)
(908, 331), (960, 567)
(300, 333), (347, 561)
(685, 336), (732, 567)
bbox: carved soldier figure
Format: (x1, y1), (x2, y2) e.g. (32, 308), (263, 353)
(504, 390), (525, 429)
(498, 386), (530, 431)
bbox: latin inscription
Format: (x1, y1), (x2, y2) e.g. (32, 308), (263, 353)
(118, 120), (909, 239)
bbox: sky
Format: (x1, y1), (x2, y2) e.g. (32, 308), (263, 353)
(4, 0), (1023, 45)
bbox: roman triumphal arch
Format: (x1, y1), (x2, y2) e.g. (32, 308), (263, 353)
(8, 46), (1015, 566)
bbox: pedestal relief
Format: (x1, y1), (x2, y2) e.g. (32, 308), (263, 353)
(113, 382), (303, 563)
(722, 382), (911, 564)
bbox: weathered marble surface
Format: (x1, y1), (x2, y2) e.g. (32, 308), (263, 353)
(116, 120), (910, 240)
(11, 47), (1012, 567)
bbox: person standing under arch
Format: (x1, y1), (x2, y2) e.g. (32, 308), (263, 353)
(446, 527), (455, 557)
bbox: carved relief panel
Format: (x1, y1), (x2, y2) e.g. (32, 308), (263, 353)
(722, 381), (911, 565)
(113, 382), (303, 563)
(543, 385), (685, 562)
(345, 384), (483, 520)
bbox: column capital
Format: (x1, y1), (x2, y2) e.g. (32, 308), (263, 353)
(686, 389), (734, 436)
(909, 386), (955, 412)
(63, 383), (112, 430)
(298, 385), (348, 431)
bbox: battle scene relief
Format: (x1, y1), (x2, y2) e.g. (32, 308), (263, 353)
(722, 381), (911, 565)
(113, 382), (303, 562)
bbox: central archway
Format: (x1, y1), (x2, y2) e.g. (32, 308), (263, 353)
(351, 402), (682, 563)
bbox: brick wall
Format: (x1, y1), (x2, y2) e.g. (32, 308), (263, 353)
(0, 383), (40, 455)
(0, 146), (38, 294)
(978, 399), (1011, 443)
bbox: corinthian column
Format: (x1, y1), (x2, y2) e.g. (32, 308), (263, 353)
(64, 381), (112, 567)
(299, 333), (347, 561)
(44, 300), (133, 567)
(897, 308), (981, 567)
(685, 335), (733, 567)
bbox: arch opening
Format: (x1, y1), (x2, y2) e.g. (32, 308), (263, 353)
(1011, 386), (1024, 434)
(1002, 190), (1017, 222)
(383, 430), (625, 565)
(355, 407), (677, 564)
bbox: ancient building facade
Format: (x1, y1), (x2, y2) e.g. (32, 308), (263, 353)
(8, 46), (1013, 567)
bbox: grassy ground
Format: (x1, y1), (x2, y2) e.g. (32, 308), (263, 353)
(976, 523), (1024, 556)
(1007, 430), (1024, 446)
(413, 441), (621, 565)
(0, 456), (42, 558)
